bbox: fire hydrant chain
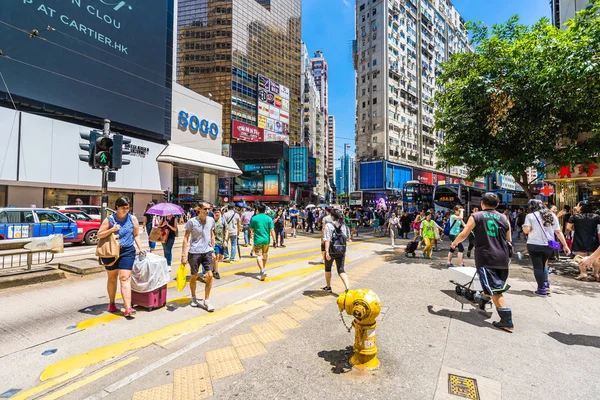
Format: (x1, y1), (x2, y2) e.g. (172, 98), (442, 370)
(339, 310), (353, 333)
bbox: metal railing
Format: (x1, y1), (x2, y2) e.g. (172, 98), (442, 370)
(0, 235), (64, 272)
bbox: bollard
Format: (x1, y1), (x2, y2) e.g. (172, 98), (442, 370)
(337, 289), (381, 370)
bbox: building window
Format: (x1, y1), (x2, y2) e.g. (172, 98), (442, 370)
(373, 137), (377, 143)
(373, 85), (378, 91)
(362, 101), (366, 108)
(373, 59), (377, 66)
(373, 98), (377, 104)
(362, 114), (366, 121)
(360, 4), (365, 11)
(372, 21), (377, 31)
(372, 8), (376, 15)
(362, 76), (366, 83)
(362, 88), (366, 96)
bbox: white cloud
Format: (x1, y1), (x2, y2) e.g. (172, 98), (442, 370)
(343, 0), (350, 7)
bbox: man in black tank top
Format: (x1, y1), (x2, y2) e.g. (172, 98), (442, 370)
(450, 193), (514, 332)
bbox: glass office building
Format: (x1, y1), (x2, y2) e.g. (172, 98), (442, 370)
(177, 0), (302, 146)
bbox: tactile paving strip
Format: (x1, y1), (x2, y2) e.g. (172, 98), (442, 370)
(251, 322), (286, 343)
(293, 298), (323, 312)
(235, 341), (267, 360)
(267, 313), (301, 331)
(205, 346), (238, 364)
(282, 306), (312, 320)
(208, 357), (245, 380)
(231, 333), (261, 347)
(132, 384), (173, 400)
(173, 363), (213, 400)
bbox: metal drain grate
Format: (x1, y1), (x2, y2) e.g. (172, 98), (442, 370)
(448, 374), (480, 399)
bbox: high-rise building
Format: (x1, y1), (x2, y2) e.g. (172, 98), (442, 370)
(337, 153), (356, 195)
(354, 0), (470, 191)
(177, 0), (302, 145)
(326, 115), (336, 180)
(551, 0), (591, 28)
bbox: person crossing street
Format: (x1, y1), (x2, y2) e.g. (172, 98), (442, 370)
(181, 201), (215, 312)
(322, 209), (350, 293)
(223, 204), (241, 263)
(212, 208), (228, 280)
(249, 203), (276, 281)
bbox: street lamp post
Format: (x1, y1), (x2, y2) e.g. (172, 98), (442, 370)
(344, 143), (351, 201)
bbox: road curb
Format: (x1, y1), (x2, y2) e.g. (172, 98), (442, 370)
(56, 258), (105, 275)
(0, 267), (65, 290)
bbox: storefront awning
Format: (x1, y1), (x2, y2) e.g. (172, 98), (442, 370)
(157, 143), (242, 177)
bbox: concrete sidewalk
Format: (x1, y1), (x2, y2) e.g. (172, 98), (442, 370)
(124, 248), (600, 400)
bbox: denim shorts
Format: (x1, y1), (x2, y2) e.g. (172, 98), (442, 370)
(103, 245), (136, 271)
(214, 244), (225, 255)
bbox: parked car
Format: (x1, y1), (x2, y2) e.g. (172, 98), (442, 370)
(0, 208), (79, 242)
(58, 210), (101, 245)
(51, 205), (115, 220)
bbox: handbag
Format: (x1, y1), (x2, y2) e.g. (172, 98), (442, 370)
(149, 226), (169, 243)
(533, 214), (561, 250)
(96, 216), (120, 267)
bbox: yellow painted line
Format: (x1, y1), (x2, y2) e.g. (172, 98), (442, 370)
(158, 333), (188, 348)
(39, 357), (138, 400)
(40, 300), (266, 381)
(265, 265), (323, 282)
(77, 313), (122, 330)
(219, 254), (321, 278)
(11, 369), (84, 400)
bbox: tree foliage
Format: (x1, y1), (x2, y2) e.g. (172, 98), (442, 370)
(434, 1), (600, 198)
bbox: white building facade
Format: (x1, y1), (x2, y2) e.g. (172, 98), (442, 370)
(354, 0), (470, 191)
(552, 0), (591, 28)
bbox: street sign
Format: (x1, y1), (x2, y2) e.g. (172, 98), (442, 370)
(540, 185), (555, 197)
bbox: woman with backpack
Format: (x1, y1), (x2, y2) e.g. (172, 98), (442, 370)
(273, 208), (286, 248)
(322, 209), (350, 293)
(446, 205), (467, 267)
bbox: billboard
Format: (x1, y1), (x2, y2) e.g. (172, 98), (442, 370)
(244, 163), (279, 173)
(264, 175), (279, 195)
(0, 0), (174, 141)
(413, 169), (433, 185)
(257, 73), (290, 144)
(232, 120), (264, 142)
(307, 157), (317, 187)
(289, 147), (308, 183)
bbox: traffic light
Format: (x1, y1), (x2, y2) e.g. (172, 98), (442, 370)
(79, 130), (99, 167)
(94, 136), (113, 168)
(163, 190), (169, 201)
(112, 134), (131, 170)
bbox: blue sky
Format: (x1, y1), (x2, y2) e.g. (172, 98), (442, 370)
(301, 0), (552, 167)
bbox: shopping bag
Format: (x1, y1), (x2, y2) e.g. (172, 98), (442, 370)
(176, 263), (188, 292)
(149, 227), (169, 243)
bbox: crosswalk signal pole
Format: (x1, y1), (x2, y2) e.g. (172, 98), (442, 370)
(101, 119), (110, 223)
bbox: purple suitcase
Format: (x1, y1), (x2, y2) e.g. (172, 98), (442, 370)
(131, 284), (168, 311)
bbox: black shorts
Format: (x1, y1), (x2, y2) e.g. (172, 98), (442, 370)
(189, 252), (214, 275)
(325, 255), (346, 274)
(477, 266), (510, 296)
(321, 240), (326, 252)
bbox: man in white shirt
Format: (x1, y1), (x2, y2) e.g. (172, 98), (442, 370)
(223, 204), (241, 262)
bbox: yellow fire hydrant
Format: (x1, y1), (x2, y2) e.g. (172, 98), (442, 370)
(337, 288), (381, 370)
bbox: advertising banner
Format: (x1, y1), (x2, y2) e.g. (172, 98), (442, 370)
(282, 99), (290, 112)
(282, 123), (290, 135)
(258, 102), (270, 116)
(275, 95), (282, 108)
(258, 115), (267, 129)
(258, 74), (269, 89)
(264, 175), (280, 195)
(289, 147), (308, 183)
(266, 118), (276, 132)
(413, 169), (433, 185)
(280, 85), (290, 100)
(269, 107), (280, 119)
(307, 157), (317, 187)
(274, 121), (283, 135)
(232, 120), (264, 142)
(0, 0), (174, 141)
(280, 111), (289, 123)
(241, 180), (264, 191)
(244, 163), (278, 172)
(264, 131), (289, 144)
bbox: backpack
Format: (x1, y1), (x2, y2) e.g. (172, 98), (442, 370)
(443, 217), (458, 236)
(329, 222), (347, 256)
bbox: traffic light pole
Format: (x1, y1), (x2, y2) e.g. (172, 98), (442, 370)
(101, 119), (110, 223)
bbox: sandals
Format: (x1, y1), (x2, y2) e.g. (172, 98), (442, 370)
(575, 275), (589, 281)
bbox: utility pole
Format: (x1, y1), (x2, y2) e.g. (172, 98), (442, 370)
(101, 119), (110, 223)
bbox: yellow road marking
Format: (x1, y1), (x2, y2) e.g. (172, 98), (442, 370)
(76, 313), (121, 330)
(41, 300), (266, 381)
(264, 265), (323, 282)
(39, 357), (138, 400)
(158, 333), (189, 348)
(11, 369), (84, 400)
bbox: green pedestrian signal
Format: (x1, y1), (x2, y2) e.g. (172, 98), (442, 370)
(99, 153), (108, 164)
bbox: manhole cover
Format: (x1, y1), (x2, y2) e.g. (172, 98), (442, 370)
(448, 374), (480, 399)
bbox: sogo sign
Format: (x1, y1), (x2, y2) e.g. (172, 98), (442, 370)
(178, 110), (219, 138)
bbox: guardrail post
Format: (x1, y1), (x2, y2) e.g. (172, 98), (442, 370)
(27, 252), (33, 271)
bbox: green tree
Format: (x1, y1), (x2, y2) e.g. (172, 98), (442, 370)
(434, 1), (600, 198)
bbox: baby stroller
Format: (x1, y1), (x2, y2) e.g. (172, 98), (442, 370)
(404, 236), (419, 258)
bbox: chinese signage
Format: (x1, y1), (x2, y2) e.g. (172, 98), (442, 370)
(232, 120), (264, 143)
(289, 147), (308, 183)
(555, 164), (600, 179)
(257, 73), (290, 144)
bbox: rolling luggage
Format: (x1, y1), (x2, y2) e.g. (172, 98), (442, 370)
(132, 284), (168, 311)
(404, 240), (419, 257)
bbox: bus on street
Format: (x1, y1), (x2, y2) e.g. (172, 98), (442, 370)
(433, 184), (486, 215)
(402, 181), (434, 212)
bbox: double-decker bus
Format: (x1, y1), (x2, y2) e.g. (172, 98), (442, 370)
(349, 191), (363, 207)
(433, 184), (486, 215)
(402, 180), (434, 212)
(492, 189), (529, 210)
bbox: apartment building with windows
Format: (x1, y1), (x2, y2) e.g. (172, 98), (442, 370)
(551, 0), (591, 28)
(354, 0), (470, 192)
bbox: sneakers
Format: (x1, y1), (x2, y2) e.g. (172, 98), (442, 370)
(260, 272), (267, 281)
(214, 272), (221, 280)
(517, 252), (524, 261)
(202, 299), (215, 312)
(223, 259), (231, 263)
(190, 297), (200, 307)
(321, 286), (332, 293)
(168, 265), (172, 272)
(534, 288), (548, 296)
(280, 244), (286, 248)
(107, 303), (118, 313)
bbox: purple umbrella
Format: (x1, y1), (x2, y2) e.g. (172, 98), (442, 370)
(146, 203), (184, 216)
